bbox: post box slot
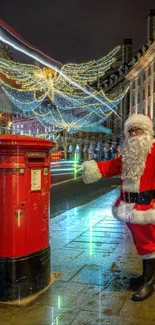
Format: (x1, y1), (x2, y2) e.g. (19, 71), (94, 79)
(27, 158), (45, 163)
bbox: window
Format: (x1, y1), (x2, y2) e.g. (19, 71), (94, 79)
(142, 71), (145, 82)
(148, 84), (151, 97)
(143, 88), (145, 100)
(148, 66), (151, 76)
(142, 102), (145, 114)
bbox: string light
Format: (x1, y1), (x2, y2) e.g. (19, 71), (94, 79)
(0, 46), (120, 104)
(0, 32), (129, 133)
(0, 22), (122, 112)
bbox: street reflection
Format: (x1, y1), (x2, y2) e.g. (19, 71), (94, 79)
(89, 210), (93, 256)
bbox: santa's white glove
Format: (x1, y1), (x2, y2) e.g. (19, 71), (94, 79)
(81, 160), (102, 184)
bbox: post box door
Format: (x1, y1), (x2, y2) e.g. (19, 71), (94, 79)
(0, 169), (26, 257)
(26, 166), (50, 255)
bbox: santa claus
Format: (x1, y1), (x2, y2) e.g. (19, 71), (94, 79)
(81, 114), (155, 301)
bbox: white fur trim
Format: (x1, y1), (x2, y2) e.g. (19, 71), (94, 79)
(122, 179), (140, 192)
(82, 160), (102, 184)
(142, 252), (155, 259)
(124, 114), (154, 137)
(113, 200), (155, 224)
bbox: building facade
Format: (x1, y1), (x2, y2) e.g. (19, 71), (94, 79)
(0, 42), (15, 132)
(101, 8), (155, 145)
(94, 38), (133, 146)
(125, 9), (155, 124)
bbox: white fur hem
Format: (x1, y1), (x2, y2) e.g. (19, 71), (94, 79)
(82, 160), (102, 184)
(142, 252), (155, 259)
(112, 200), (155, 224)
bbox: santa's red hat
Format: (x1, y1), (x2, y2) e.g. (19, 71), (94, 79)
(124, 114), (154, 137)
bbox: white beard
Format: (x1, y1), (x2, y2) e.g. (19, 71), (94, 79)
(121, 131), (154, 192)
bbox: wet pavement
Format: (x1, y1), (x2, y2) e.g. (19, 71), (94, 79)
(1, 188), (155, 325)
(50, 176), (120, 217)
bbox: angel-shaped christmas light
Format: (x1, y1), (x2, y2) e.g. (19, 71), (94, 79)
(0, 20), (129, 133)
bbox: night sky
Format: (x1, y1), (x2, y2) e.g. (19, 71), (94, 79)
(1, 0), (155, 63)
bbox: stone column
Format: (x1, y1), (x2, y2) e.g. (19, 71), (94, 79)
(140, 71), (143, 113)
(129, 81), (133, 115)
(135, 78), (138, 114)
(150, 62), (154, 118)
(78, 144), (82, 161)
(63, 145), (67, 160)
(145, 68), (148, 114)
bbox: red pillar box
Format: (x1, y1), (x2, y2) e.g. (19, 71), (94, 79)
(0, 135), (55, 302)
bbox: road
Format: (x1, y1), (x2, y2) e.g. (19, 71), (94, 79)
(50, 173), (120, 218)
(51, 159), (82, 185)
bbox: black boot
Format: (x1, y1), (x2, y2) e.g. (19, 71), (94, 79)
(132, 258), (155, 301)
(129, 260), (145, 286)
(129, 274), (144, 286)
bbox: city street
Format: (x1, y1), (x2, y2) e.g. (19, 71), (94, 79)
(50, 160), (120, 217)
(51, 160), (82, 185)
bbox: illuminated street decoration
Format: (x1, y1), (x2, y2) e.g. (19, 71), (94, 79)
(31, 106), (100, 133)
(0, 60), (129, 129)
(0, 48), (127, 109)
(0, 51), (118, 98)
(0, 56), (129, 132)
(89, 210), (93, 256)
(0, 19), (129, 133)
(2, 86), (46, 111)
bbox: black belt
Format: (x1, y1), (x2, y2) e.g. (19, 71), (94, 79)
(121, 190), (155, 204)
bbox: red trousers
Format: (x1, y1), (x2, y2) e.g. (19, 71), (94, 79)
(127, 223), (155, 256)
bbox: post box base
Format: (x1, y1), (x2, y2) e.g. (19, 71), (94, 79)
(0, 246), (50, 302)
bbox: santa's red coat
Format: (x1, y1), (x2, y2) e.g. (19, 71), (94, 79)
(96, 143), (155, 255)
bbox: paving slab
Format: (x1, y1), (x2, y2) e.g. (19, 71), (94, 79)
(70, 311), (155, 325)
(36, 281), (88, 309)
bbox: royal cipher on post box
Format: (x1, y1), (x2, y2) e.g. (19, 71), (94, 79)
(0, 134), (55, 301)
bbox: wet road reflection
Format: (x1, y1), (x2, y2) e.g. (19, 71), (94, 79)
(51, 159), (81, 184)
